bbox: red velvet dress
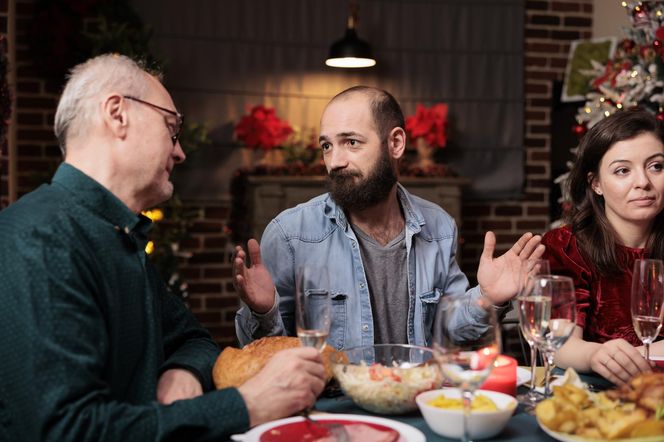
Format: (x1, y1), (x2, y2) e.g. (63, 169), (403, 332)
(542, 225), (659, 346)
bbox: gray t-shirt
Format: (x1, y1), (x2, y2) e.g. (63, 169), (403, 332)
(352, 225), (408, 345)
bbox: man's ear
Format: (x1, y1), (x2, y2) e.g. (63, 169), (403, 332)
(389, 127), (407, 160)
(102, 94), (129, 141)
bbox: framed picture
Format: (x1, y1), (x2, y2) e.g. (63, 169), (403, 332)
(561, 37), (617, 103)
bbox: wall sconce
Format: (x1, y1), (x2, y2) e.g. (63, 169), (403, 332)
(325, 2), (376, 68)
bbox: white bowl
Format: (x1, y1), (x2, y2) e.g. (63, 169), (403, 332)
(415, 388), (517, 440)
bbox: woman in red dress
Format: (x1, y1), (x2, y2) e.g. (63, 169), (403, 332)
(544, 108), (664, 385)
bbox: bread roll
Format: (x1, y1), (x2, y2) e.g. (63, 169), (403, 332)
(213, 336), (337, 389)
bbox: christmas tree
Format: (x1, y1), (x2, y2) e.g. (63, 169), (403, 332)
(555, 0), (664, 225)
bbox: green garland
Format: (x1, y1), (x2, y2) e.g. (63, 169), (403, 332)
(29, 0), (160, 79)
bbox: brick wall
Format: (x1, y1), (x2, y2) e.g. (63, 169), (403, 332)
(2, 0), (595, 350)
(459, 0), (593, 282)
(0, 0), (8, 207)
(2, 0), (62, 206)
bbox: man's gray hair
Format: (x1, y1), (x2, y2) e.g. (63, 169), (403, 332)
(54, 54), (157, 155)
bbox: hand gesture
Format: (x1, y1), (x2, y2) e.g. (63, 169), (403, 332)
(589, 338), (651, 385)
(477, 231), (545, 304)
(233, 239), (277, 314)
(238, 347), (326, 427)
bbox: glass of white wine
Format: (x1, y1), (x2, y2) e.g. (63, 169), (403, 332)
(516, 258), (550, 407)
(433, 294), (500, 442)
(631, 259), (664, 362)
(526, 275), (576, 398)
(295, 266), (331, 351)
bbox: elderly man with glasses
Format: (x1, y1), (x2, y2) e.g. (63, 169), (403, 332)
(0, 53), (325, 441)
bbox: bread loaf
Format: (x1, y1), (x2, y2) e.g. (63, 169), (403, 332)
(213, 336), (337, 389)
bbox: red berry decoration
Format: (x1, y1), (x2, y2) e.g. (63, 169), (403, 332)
(572, 123), (587, 137)
(621, 39), (636, 51)
(656, 112), (664, 122)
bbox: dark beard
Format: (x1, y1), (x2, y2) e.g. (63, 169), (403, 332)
(326, 148), (397, 212)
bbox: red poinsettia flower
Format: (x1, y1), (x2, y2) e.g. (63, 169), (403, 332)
(405, 103), (448, 148)
(234, 105), (293, 150)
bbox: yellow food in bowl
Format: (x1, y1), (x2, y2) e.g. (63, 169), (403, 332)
(427, 393), (499, 411)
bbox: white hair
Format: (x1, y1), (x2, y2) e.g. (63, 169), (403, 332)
(54, 53), (158, 155)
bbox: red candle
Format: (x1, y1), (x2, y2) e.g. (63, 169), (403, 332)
(479, 355), (517, 396)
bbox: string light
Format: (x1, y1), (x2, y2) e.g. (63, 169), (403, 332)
(145, 241), (155, 255)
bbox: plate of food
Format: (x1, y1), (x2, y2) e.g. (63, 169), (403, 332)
(232, 414), (425, 442)
(535, 370), (664, 441)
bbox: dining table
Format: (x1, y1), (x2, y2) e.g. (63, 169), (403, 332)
(312, 368), (615, 442)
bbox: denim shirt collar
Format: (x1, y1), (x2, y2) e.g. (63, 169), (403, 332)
(322, 182), (425, 234)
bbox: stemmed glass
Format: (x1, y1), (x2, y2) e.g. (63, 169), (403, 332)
(295, 266), (331, 351)
(516, 259), (550, 407)
(525, 275), (576, 398)
(433, 294), (500, 442)
(631, 259), (664, 362)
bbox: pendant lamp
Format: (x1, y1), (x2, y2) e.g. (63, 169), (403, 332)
(325, 2), (376, 68)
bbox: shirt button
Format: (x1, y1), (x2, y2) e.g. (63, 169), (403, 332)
(360, 282), (365, 289)
(362, 324), (369, 331)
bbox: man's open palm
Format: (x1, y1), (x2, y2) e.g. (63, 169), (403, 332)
(477, 231), (544, 305)
(233, 239), (276, 313)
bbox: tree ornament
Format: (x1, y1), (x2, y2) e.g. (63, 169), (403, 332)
(621, 38), (636, 52)
(633, 4), (651, 27)
(572, 122), (587, 137)
(657, 111), (664, 121)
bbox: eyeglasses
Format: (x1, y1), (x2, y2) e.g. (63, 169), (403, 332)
(123, 96), (184, 145)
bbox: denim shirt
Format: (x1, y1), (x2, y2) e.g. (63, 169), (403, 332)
(235, 184), (498, 349)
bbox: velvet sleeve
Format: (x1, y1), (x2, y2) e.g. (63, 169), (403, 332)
(541, 226), (592, 329)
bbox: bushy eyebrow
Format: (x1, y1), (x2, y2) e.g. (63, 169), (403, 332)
(319, 131), (365, 143)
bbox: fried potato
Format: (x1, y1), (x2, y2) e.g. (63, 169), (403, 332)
(630, 419), (664, 438)
(536, 374), (659, 440)
(599, 409), (648, 439)
(535, 399), (559, 430)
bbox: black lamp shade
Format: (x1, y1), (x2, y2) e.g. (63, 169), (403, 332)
(326, 28), (376, 68)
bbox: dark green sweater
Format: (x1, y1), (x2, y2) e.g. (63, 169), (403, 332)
(0, 164), (249, 441)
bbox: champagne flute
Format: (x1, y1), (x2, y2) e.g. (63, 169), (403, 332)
(631, 259), (664, 362)
(527, 275), (576, 397)
(516, 258), (550, 407)
(295, 266), (331, 351)
(433, 294), (500, 442)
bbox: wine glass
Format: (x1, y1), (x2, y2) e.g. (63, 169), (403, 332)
(526, 275), (576, 398)
(516, 258), (550, 407)
(433, 294), (500, 442)
(631, 259), (664, 362)
(295, 266), (331, 351)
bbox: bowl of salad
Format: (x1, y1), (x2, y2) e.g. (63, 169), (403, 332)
(330, 344), (442, 414)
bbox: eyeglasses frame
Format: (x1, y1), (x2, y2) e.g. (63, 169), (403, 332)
(123, 95), (184, 145)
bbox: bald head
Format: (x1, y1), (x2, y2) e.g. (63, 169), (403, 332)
(54, 54), (158, 155)
(328, 86), (405, 145)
